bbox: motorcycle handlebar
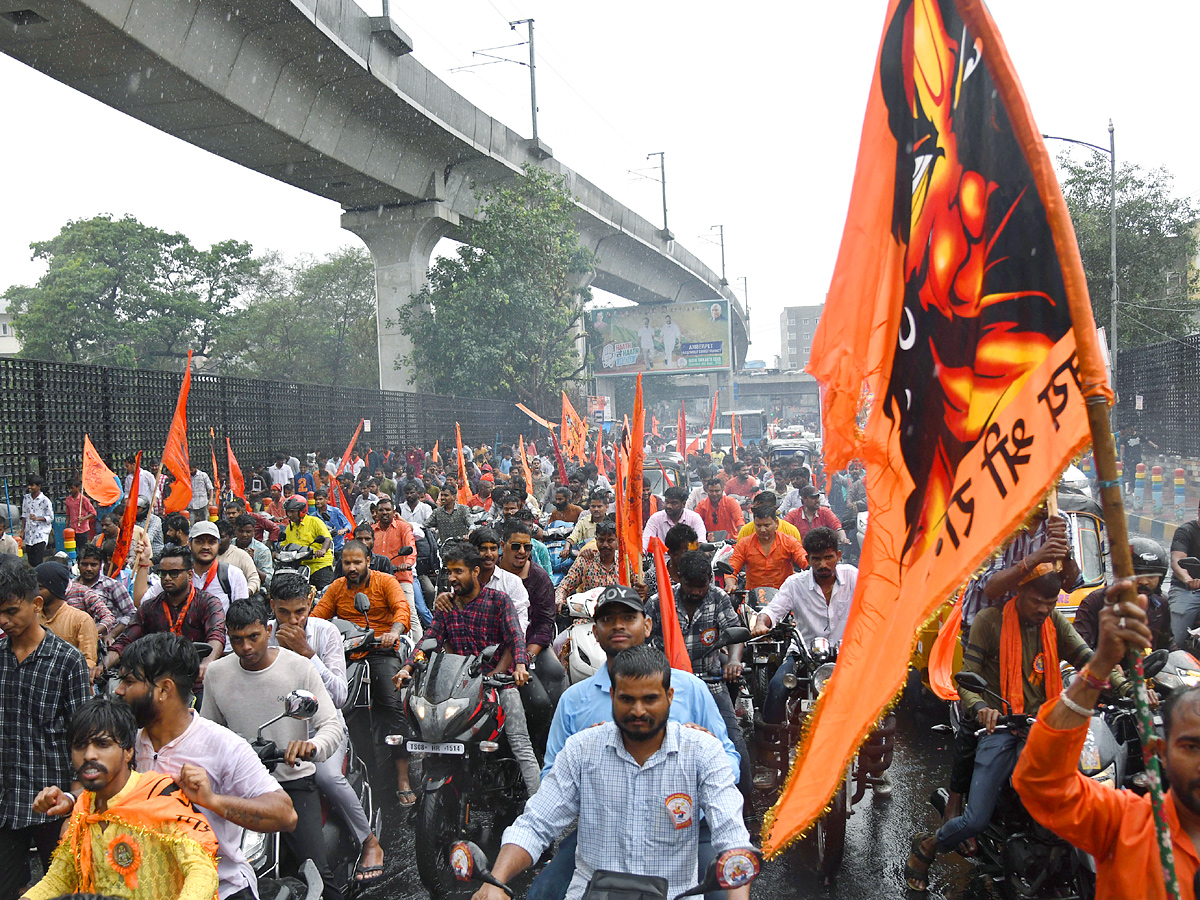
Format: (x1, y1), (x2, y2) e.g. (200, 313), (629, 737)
(972, 715), (1034, 738)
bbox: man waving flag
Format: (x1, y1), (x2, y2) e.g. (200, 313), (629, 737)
(763, 0), (1116, 859)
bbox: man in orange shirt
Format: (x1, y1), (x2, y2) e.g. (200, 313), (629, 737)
(724, 500), (807, 591)
(372, 496), (417, 616)
(1007, 583), (1198, 900)
(694, 476), (745, 539)
(312, 540), (416, 805)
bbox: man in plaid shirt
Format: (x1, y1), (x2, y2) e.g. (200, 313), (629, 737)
(395, 540), (540, 795)
(75, 544), (137, 629)
(470, 646), (750, 900)
(0, 554), (92, 900)
(644, 551), (751, 797)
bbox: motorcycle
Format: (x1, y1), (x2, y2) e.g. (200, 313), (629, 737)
(239, 690), (334, 900)
(753, 631), (894, 882)
(392, 640), (529, 894)
(451, 838), (763, 900)
(928, 670), (1134, 899)
(555, 586), (606, 684)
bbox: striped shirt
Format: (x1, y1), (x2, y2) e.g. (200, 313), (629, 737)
(74, 573), (136, 624)
(961, 524), (1045, 628)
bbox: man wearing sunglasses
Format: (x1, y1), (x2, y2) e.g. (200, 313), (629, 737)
(106, 545), (226, 686)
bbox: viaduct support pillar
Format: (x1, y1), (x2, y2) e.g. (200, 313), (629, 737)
(342, 203), (459, 392)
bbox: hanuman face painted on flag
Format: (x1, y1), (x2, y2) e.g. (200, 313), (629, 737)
(880, 0), (1072, 559)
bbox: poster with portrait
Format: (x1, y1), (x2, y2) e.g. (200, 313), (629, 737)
(587, 300), (731, 376)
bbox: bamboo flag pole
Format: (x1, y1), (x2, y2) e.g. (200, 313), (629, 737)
(1086, 397), (1181, 899)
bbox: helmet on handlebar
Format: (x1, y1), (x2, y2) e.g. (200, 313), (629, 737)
(283, 496), (308, 513)
(1129, 537), (1168, 581)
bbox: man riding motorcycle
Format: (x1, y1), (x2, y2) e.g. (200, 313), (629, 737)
(904, 569), (1130, 892)
(281, 497), (335, 592)
(1074, 537), (1175, 651)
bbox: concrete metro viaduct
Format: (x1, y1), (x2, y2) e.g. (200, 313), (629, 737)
(0, 0), (746, 390)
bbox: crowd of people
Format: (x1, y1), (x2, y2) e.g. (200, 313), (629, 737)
(0, 427), (1192, 900)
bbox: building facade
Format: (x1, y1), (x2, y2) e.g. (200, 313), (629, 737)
(0, 300), (18, 357)
(779, 304), (823, 370)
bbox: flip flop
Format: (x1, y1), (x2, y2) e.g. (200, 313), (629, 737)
(354, 864), (384, 883)
(396, 789), (417, 808)
(904, 832), (936, 893)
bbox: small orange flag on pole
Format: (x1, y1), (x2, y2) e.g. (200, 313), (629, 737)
(519, 436), (535, 498)
(455, 423), (472, 505)
(648, 537), (692, 673)
(431, 440), (440, 465)
(110, 451), (142, 576)
(82, 435), (122, 506)
(158, 352), (193, 514)
(622, 373), (646, 575)
(226, 438), (246, 501)
(705, 390), (719, 455)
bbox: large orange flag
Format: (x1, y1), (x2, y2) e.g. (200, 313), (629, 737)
(677, 404), (687, 454)
(621, 374), (645, 578)
(226, 438), (245, 501)
(334, 420), (364, 477)
(518, 436), (535, 498)
(431, 440), (440, 465)
(928, 591), (965, 702)
(455, 423), (472, 505)
(160, 353), (193, 514)
(764, 0), (1111, 854)
(82, 435), (122, 506)
(562, 392), (587, 462)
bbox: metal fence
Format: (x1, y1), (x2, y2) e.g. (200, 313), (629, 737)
(0, 357), (530, 504)
(1117, 332), (1200, 456)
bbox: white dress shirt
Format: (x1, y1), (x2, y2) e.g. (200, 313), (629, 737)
(487, 565), (529, 634)
(761, 564), (858, 653)
(267, 463), (294, 488)
(642, 508), (707, 551)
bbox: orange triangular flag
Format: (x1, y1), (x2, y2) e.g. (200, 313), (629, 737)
(160, 353), (193, 514)
(82, 435), (122, 506)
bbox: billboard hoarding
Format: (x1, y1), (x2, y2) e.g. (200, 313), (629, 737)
(587, 300), (732, 377)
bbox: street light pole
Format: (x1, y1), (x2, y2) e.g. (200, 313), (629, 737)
(510, 19), (538, 146)
(1042, 124), (1118, 405)
(647, 152), (672, 241)
(711, 225), (727, 285)
(740, 276), (749, 317)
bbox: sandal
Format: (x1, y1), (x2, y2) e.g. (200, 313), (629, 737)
(904, 832), (936, 892)
(396, 789), (417, 808)
(354, 864), (384, 883)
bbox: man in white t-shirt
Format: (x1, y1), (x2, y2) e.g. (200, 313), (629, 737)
(267, 455), (294, 489)
(660, 314), (683, 368)
(637, 316), (656, 369)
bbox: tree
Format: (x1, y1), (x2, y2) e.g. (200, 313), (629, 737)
(1060, 155), (1199, 349)
(215, 247), (379, 388)
(4, 215), (257, 368)
(391, 165), (594, 409)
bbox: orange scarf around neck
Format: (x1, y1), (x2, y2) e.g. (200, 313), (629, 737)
(1000, 598), (1061, 715)
(68, 770), (218, 896)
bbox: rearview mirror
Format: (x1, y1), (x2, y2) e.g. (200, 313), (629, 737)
(1144, 649), (1170, 679)
(679, 847), (762, 897)
(397, 546), (414, 556)
(285, 690), (319, 720)
(353, 592), (371, 615)
(954, 671), (988, 693)
(481, 644), (500, 665)
(712, 626), (751, 650)
(419, 638), (438, 653)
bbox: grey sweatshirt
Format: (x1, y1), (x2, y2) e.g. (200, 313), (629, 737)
(200, 647), (343, 782)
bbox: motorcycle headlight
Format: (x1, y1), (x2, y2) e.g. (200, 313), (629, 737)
(1177, 667), (1200, 687)
(411, 696), (428, 720)
(240, 829), (269, 866)
(343, 634), (370, 652)
(811, 663), (836, 694)
(441, 698), (470, 721)
(1091, 762), (1116, 789)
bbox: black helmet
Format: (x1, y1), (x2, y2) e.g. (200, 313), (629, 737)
(283, 496), (308, 513)
(1129, 537), (1168, 579)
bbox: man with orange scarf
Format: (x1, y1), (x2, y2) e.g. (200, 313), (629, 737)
(25, 697), (218, 900)
(905, 569), (1130, 892)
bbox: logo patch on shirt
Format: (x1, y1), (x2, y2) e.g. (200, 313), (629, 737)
(665, 792), (693, 829)
(700, 628), (718, 647)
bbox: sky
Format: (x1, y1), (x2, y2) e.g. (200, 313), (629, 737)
(2, 0), (1199, 363)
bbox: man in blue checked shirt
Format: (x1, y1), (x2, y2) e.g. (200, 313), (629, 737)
(473, 646), (751, 900)
(530, 585), (741, 900)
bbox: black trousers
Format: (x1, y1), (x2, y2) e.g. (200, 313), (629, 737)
(368, 653), (407, 759)
(281, 775), (343, 900)
(23, 543), (47, 567)
(0, 820), (62, 900)
(310, 566), (334, 591)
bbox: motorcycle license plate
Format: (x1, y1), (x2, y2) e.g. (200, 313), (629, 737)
(406, 741), (465, 755)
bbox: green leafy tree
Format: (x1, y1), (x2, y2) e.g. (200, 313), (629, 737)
(4, 215), (257, 368)
(392, 165), (594, 409)
(1060, 155), (1199, 349)
(215, 247), (379, 388)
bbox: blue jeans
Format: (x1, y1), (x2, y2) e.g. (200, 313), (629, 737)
(764, 654), (798, 725)
(935, 731), (1022, 851)
(528, 821), (724, 900)
(1169, 585), (1200, 648)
